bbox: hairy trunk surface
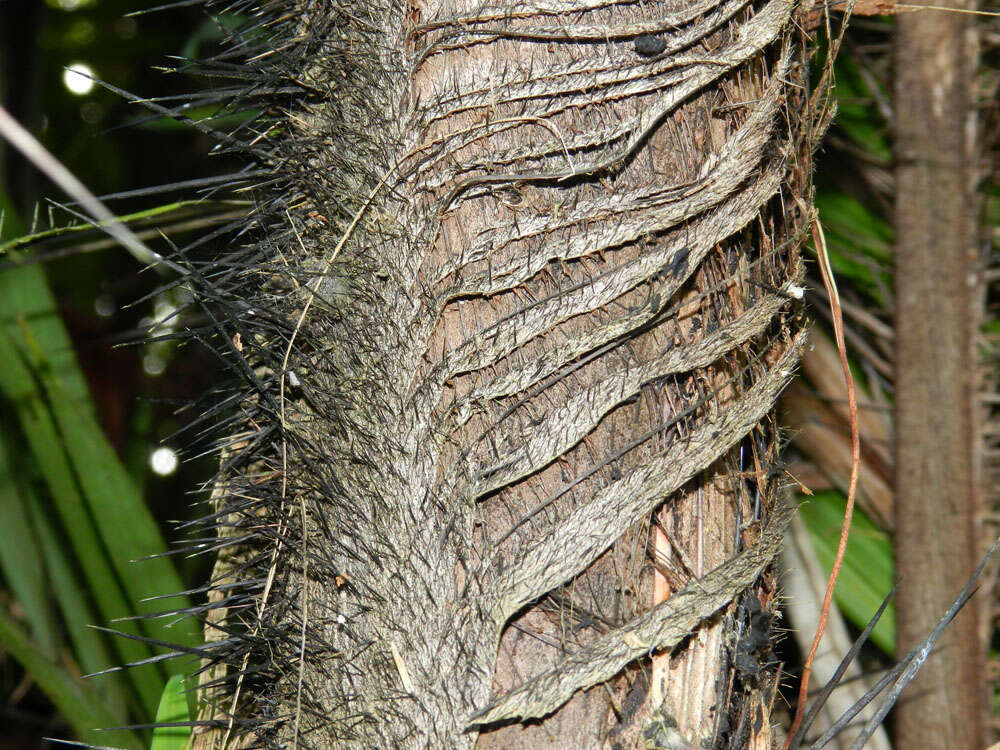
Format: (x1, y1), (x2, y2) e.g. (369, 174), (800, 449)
(189, 0), (824, 747)
(893, 3), (984, 747)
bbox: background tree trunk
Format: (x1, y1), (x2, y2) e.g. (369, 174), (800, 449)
(192, 1), (824, 746)
(893, 3), (984, 747)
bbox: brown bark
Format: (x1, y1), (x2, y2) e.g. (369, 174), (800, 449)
(190, 0), (824, 746)
(893, 4), (983, 747)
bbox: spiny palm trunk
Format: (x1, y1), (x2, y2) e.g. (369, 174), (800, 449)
(193, 0), (824, 746)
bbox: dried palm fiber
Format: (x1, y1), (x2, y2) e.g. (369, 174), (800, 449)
(170, 0), (834, 746)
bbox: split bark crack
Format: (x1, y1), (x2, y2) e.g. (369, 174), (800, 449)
(469, 501), (792, 726)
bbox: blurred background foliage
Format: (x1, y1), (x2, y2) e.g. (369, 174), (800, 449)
(0, 1), (239, 746)
(0, 1), (996, 748)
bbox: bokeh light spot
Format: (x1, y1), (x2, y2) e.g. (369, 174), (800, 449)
(150, 446), (179, 477)
(63, 63), (96, 96)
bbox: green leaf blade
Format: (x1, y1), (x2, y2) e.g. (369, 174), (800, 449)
(150, 674), (194, 750)
(798, 491), (896, 654)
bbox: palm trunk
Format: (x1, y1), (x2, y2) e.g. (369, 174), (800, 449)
(192, 0), (823, 746)
(893, 3), (984, 746)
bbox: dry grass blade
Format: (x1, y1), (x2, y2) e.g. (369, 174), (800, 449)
(781, 382), (892, 530)
(783, 219), (862, 749)
(782, 544), (896, 749)
(781, 514), (892, 749)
